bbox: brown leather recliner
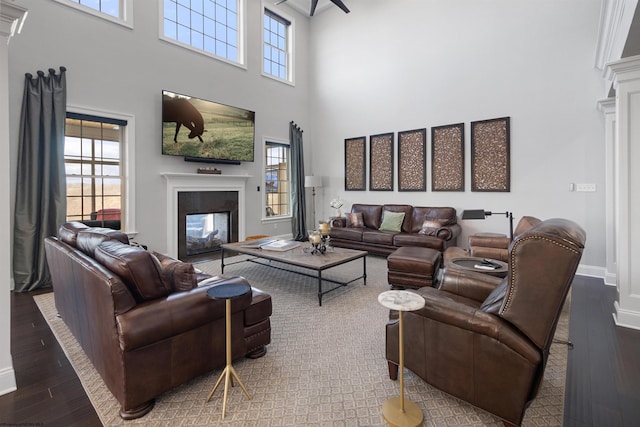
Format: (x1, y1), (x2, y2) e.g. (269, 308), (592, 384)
(385, 218), (586, 426)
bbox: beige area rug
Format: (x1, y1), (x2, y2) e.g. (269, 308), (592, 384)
(34, 255), (569, 426)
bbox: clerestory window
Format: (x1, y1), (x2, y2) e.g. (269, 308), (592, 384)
(53, 0), (133, 27)
(263, 8), (293, 83)
(161, 0), (243, 66)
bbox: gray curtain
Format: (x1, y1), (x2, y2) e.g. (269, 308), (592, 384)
(13, 67), (67, 292)
(289, 121), (307, 241)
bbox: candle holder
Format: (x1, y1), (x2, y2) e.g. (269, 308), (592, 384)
(304, 228), (331, 255)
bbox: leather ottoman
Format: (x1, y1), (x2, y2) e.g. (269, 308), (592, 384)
(387, 246), (441, 289)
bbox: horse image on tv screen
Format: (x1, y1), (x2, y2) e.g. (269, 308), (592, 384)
(162, 90), (255, 162)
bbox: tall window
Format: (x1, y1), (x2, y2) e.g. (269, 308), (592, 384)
(263, 9), (291, 81)
(265, 141), (290, 218)
(163, 0), (240, 64)
(64, 113), (126, 230)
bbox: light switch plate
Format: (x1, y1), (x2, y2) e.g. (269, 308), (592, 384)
(576, 183), (596, 192)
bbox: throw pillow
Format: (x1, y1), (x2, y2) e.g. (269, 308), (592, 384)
(378, 210), (405, 232)
(153, 252), (198, 292)
(418, 219), (443, 236)
(346, 212), (365, 228)
(418, 219), (453, 240)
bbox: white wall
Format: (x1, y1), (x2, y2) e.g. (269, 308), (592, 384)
(307, 0), (606, 269)
(7, 0), (311, 252)
(6, 0), (607, 269)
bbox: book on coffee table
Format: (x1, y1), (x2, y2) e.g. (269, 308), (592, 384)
(259, 240), (301, 252)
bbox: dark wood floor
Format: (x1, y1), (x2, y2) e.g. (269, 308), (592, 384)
(0, 275), (638, 426)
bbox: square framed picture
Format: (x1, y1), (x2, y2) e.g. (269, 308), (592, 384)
(431, 123), (464, 191)
(369, 132), (394, 191)
(397, 128), (426, 191)
(344, 136), (366, 191)
(471, 117), (510, 192)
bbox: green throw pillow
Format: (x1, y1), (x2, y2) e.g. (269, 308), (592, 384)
(378, 210), (405, 232)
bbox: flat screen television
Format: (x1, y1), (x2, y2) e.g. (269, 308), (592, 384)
(162, 90), (255, 164)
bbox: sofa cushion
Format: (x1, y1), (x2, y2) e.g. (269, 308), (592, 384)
(352, 204), (383, 229)
(330, 226), (364, 241)
(382, 205), (413, 233)
(363, 230), (396, 245)
(418, 219), (453, 241)
(58, 222), (90, 247)
(76, 227), (130, 257)
(95, 241), (171, 302)
(393, 233), (446, 251)
(153, 252), (198, 293)
(379, 210), (406, 232)
(346, 212), (365, 228)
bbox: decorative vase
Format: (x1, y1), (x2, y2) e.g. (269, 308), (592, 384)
(335, 208), (342, 217)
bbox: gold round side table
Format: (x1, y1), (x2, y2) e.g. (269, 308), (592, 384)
(206, 282), (253, 419)
(378, 290), (426, 427)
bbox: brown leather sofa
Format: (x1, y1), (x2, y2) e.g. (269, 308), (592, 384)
(329, 204), (461, 256)
(44, 222), (272, 419)
(385, 218), (585, 426)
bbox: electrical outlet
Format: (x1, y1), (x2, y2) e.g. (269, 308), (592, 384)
(576, 183), (596, 192)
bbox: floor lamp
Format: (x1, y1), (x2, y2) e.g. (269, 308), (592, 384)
(461, 209), (514, 241)
(304, 175), (323, 229)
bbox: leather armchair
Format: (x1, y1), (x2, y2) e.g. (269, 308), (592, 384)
(385, 218), (586, 426)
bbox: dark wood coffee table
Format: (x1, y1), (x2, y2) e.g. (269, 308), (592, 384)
(221, 241), (367, 306)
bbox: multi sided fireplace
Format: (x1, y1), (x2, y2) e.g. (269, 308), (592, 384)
(177, 191), (239, 261)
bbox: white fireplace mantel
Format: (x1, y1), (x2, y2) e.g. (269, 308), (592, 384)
(161, 173), (251, 258)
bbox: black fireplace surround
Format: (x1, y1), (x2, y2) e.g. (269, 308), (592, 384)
(177, 191), (239, 261)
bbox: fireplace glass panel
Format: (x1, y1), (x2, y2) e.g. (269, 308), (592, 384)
(185, 212), (229, 256)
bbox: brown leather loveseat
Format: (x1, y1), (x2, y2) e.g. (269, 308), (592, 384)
(44, 222), (272, 419)
(329, 204), (461, 256)
(385, 218), (585, 426)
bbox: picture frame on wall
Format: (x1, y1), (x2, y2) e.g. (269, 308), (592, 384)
(369, 132), (394, 191)
(431, 123), (465, 192)
(398, 128), (426, 191)
(344, 136), (367, 191)
(471, 117), (510, 192)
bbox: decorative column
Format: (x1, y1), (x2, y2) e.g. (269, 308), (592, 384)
(0, 0), (28, 396)
(597, 97), (617, 287)
(606, 55), (640, 330)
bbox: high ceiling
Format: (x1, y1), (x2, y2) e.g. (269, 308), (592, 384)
(274, 0), (338, 17)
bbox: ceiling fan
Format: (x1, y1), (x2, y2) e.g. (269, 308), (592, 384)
(275, 0), (350, 16)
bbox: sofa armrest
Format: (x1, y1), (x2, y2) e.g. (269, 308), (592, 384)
(443, 223), (462, 242)
(330, 217), (346, 228)
(117, 280), (252, 351)
(439, 269), (504, 303)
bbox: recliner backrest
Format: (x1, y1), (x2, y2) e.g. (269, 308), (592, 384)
(499, 218), (585, 349)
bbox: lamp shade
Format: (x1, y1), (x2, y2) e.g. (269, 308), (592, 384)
(461, 209), (488, 220)
(304, 175), (323, 188)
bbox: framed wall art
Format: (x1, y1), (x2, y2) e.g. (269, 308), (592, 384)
(344, 136), (366, 191)
(471, 117), (510, 192)
(397, 128), (426, 191)
(369, 132), (394, 191)
(431, 123), (464, 191)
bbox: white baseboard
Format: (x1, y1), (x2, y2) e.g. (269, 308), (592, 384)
(576, 264), (605, 279)
(0, 365), (16, 396)
(613, 301), (640, 330)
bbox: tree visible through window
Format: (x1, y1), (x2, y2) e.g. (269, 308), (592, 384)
(263, 8), (290, 80)
(163, 0), (239, 63)
(265, 141), (290, 217)
(64, 113), (125, 230)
